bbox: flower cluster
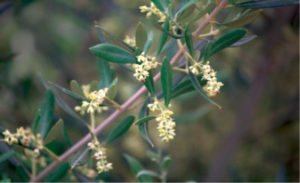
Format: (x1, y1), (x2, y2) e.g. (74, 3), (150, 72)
(139, 2), (166, 23)
(148, 99), (176, 142)
(133, 52), (158, 82)
(75, 86), (109, 115)
(88, 139), (113, 174)
(124, 35), (136, 47)
(189, 61), (224, 97)
(2, 127), (43, 158)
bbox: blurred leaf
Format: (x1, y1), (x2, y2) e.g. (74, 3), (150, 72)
(123, 154), (153, 182)
(162, 156), (171, 170)
(107, 78), (118, 99)
(144, 31), (154, 54)
(62, 125), (72, 147)
(175, 0), (198, 21)
(184, 26), (194, 56)
(135, 116), (156, 126)
(96, 26), (135, 53)
(161, 57), (172, 106)
(230, 35), (257, 47)
(72, 170), (96, 182)
(89, 80), (99, 92)
(186, 3), (215, 26)
(136, 170), (160, 178)
(209, 28), (246, 57)
(97, 57), (113, 89)
(0, 178), (10, 183)
(144, 71), (155, 97)
(157, 18), (169, 55)
(105, 115), (135, 145)
(138, 98), (154, 147)
(235, 0), (298, 8)
(44, 119), (64, 145)
(45, 162), (70, 182)
(135, 22), (147, 50)
(90, 44), (137, 64)
(49, 82), (85, 102)
(151, 0), (165, 12)
(38, 90), (55, 139)
(32, 108), (41, 133)
(0, 150), (14, 164)
(203, 42), (212, 62)
(70, 148), (89, 169)
(224, 9), (262, 28)
(70, 80), (84, 97)
(188, 70), (221, 109)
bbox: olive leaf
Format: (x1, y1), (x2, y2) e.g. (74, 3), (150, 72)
(105, 115), (135, 145)
(161, 57), (172, 106)
(123, 154), (153, 182)
(135, 22), (147, 50)
(97, 57), (113, 89)
(157, 18), (169, 55)
(90, 43), (137, 64)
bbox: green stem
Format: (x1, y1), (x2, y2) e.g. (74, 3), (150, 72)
(31, 158), (36, 179)
(90, 112), (95, 131)
(105, 97), (122, 110)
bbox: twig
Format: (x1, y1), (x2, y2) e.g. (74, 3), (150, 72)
(30, 1), (228, 181)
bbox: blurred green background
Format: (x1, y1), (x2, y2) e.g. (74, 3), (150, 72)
(0, 0), (298, 182)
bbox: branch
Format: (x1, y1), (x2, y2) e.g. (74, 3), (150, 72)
(31, 1), (228, 181)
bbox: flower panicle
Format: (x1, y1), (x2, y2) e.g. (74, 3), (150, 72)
(88, 139), (113, 174)
(75, 86), (109, 115)
(139, 2), (166, 23)
(189, 61), (224, 97)
(2, 127), (43, 158)
(148, 99), (176, 142)
(133, 52), (158, 82)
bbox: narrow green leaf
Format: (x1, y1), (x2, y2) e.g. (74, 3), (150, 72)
(97, 57), (113, 89)
(39, 90), (55, 139)
(45, 162), (70, 182)
(32, 109), (41, 133)
(144, 31), (154, 54)
(49, 81), (85, 102)
(135, 22), (147, 50)
(161, 57), (172, 106)
(135, 116), (156, 126)
(223, 9), (263, 28)
(171, 75), (205, 98)
(96, 26), (135, 53)
(62, 125), (73, 147)
(107, 78), (118, 99)
(184, 27), (194, 56)
(151, 0), (165, 12)
(90, 43), (137, 64)
(162, 156), (171, 170)
(136, 170), (160, 178)
(230, 35), (257, 47)
(105, 115), (135, 145)
(235, 0), (298, 8)
(203, 43), (212, 62)
(175, 0), (198, 20)
(123, 154), (153, 182)
(0, 150), (15, 164)
(188, 69), (221, 109)
(209, 28), (246, 57)
(89, 80), (99, 92)
(157, 18), (169, 55)
(138, 98), (154, 147)
(70, 148), (89, 169)
(144, 71), (155, 97)
(70, 80), (84, 97)
(44, 119), (64, 145)
(40, 77), (87, 125)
